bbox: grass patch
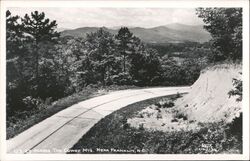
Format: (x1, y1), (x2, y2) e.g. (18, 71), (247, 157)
(69, 95), (242, 154)
(6, 85), (137, 139)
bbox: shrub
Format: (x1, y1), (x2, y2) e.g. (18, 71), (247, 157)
(227, 113), (242, 141)
(22, 96), (42, 109)
(171, 118), (178, 122)
(162, 101), (175, 108)
(154, 99), (175, 109)
(176, 92), (181, 98)
(228, 76), (242, 102)
(138, 113), (144, 118)
(139, 123), (144, 130)
(175, 113), (188, 120)
(110, 72), (132, 85)
(122, 119), (130, 129)
(157, 113), (162, 119)
(154, 102), (162, 108)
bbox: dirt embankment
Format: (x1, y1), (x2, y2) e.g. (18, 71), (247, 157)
(175, 63), (242, 123)
(128, 63), (242, 132)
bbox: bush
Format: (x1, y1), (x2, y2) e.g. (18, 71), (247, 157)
(110, 72), (132, 85)
(162, 101), (175, 108)
(139, 123), (144, 130)
(175, 113), (188, 120)
(171, 118), (178, 122)
(227, 113), (242, 141)
(228, 76), (242, 102)
(157, 113), (162, 119)
(22, 96), (42, 109)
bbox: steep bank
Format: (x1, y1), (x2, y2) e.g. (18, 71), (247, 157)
(175, 63), (242, 123)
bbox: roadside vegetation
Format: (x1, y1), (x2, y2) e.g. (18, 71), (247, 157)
(69, 94), (242, 154)
(6, 85), (137, 139)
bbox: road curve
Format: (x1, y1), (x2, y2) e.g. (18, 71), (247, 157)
(7, 87), (190, 154)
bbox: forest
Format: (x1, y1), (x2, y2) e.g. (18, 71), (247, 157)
(6, 10), (205, 116)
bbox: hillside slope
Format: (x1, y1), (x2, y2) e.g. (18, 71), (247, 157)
(60, 23), (211, 43)
(175, 63), (242, 123)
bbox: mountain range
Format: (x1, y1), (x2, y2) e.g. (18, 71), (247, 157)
(60, 23), (211, 43)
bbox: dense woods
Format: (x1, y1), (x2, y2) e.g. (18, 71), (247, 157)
(6, 10), (206, 117)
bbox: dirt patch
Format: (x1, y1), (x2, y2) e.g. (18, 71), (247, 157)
(127, 96), (200, 132)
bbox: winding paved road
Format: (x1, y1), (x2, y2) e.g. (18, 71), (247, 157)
(7, 87), (190, 154)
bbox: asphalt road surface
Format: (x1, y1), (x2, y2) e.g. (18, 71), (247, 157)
(7, 87), (190, 154)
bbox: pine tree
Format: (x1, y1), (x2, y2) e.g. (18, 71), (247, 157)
(21, 11), (60, 96)
(6, 10), (27, 113)
(116, 27), (134, 73)
(84, 28), (119, 86)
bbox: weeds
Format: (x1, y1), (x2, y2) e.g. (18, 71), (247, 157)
(69, 94), (242, 154)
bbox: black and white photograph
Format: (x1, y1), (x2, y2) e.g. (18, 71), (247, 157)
(0, 0), (249, 160)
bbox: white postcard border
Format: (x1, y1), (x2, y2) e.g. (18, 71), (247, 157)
(0, 0), (249, 160)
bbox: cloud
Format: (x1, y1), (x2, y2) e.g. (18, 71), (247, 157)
(8, 8), (204, 29)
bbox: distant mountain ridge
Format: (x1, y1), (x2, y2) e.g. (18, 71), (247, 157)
(60, 23), (211, 43)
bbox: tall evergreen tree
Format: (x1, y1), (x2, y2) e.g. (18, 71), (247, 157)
(6, 10), (27, 113)
(84, 28), (119, 86)
(6, 10), (24, 60)
(116, 27), (134, 72)
(21, 11), (60, 96)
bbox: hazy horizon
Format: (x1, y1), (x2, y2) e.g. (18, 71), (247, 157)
(8, 8), (205, 29)
(57, 22), (205, 31)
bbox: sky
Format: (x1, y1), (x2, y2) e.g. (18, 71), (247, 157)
(8, 8), (205, 29)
